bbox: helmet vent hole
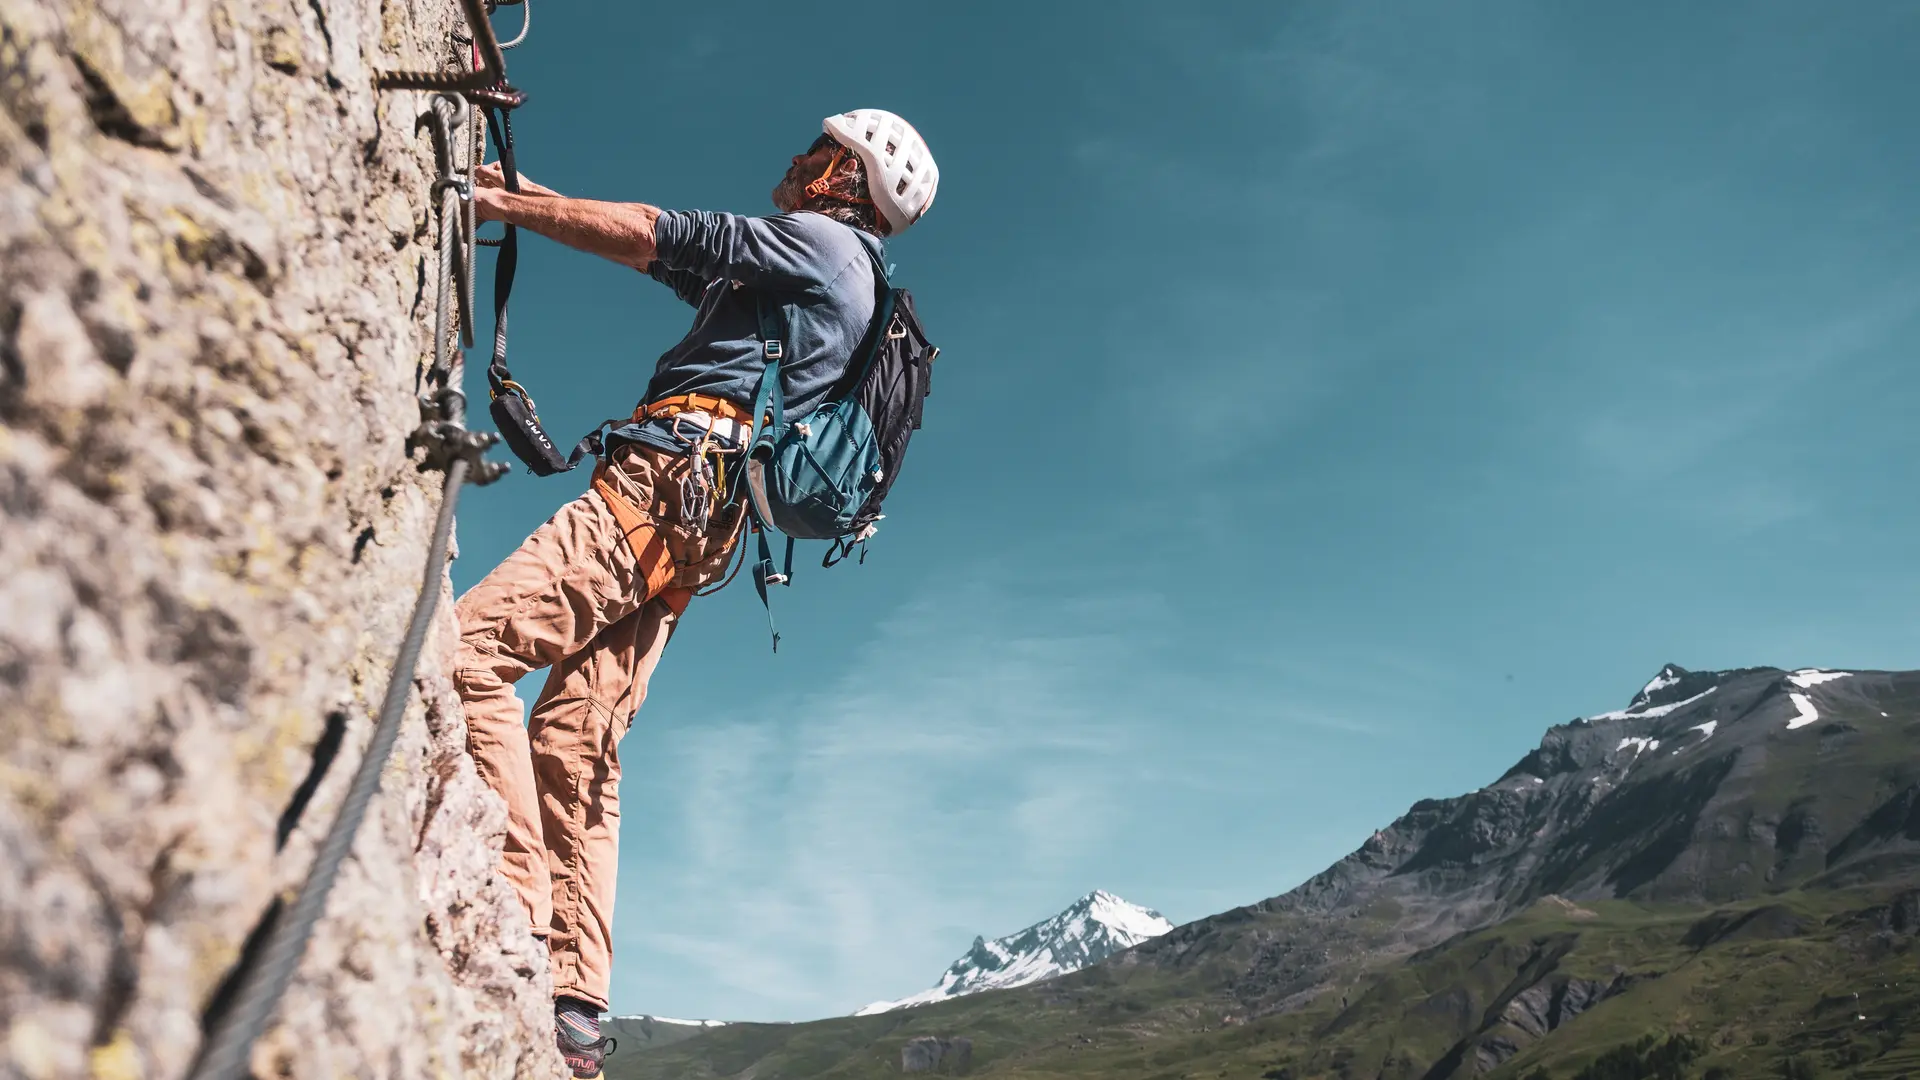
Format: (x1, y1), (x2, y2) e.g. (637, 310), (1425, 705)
(896, 177), (910, 196)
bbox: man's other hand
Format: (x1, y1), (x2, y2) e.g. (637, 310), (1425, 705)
(475, 161), (560, 197)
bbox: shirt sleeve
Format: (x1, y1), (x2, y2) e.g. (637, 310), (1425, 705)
(643, 260), (713, 307)
(651, 210), (851, 294)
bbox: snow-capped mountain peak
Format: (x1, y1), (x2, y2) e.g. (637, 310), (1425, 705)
(1632, 664), (1684, 705)
(1080, 888), (1172, 939)
(853, 890), (1173, 1016)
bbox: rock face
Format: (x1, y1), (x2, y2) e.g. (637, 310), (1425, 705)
(899, 1035), (971, 1074)
(0, 1), (561, 1077)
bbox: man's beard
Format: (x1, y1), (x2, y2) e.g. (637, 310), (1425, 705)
(771, 167), (806, 212)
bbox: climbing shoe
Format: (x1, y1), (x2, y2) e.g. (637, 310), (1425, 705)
(555, 998), (616, 1079)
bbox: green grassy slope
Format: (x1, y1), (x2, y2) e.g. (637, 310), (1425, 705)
(608, 884), (1919, 1079)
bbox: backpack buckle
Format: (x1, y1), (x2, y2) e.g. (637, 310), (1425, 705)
(763, 339), (784, 360)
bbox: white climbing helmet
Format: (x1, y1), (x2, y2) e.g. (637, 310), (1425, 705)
(822, 109), (939, 235)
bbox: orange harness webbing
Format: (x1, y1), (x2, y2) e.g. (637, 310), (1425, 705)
(631, 394), (750, 425)
(592, 465), (676, 602)
(590, 396), (749, 605)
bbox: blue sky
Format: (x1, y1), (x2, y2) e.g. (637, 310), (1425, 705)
(448, 0), (1920, 1021)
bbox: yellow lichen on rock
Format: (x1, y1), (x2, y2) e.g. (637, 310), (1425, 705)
(1, 1), (565, 1077)
(87, 1031), (139, 1080)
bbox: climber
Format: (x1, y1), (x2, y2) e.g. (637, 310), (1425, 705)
(451, 110), (939, 1080)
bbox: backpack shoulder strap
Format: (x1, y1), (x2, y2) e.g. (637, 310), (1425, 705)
(746, 289), (795, 653)
(861, 234), (891, 287)
(747, 228), (883, 440)
(750, 288), (791, 445)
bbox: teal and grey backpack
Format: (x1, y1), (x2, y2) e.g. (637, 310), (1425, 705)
(743, 245), (938, 649)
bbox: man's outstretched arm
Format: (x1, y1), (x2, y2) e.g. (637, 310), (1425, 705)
(474, 185), (660, 270)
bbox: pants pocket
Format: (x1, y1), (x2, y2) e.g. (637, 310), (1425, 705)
(665, 502), (745, 590)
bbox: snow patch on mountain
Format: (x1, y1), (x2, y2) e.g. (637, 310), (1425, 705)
(854, 890), (1172, 1016)
(1786, 692), (1822, 730)
(610, 1015), (730, 1028)
(1589, 686), (1717, 722)
(1788, 669), (1853, 689)
(1638, 666), (1683, 701)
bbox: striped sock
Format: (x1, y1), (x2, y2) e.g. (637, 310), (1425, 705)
(556, 998), (601, 1043)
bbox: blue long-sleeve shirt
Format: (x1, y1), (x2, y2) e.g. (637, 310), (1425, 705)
(607, 209), (883, 455)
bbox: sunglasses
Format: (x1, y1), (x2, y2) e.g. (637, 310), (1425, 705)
(806, 133), (840, 156)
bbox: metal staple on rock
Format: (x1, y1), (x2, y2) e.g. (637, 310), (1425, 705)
(374, 0), (524, 106)
(188, 9), (523, 1075)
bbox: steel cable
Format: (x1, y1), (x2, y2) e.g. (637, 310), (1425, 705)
(185, 457), (469, 1080)
(498, 0), (531, 50)
(187, 76), (505, 1080)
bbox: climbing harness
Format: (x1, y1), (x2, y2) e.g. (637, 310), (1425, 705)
(187, 7), (520, 1080)
(649, 396), (750, 533)
(580, 395), (753, 584)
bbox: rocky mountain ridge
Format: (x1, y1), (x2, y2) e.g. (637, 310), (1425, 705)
(601, 1015), (734, 1056)
(1125, 663), (1920, 1016)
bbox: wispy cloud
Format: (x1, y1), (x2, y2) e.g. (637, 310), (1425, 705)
(612, 573), (1177, 1019)
(1568, 284), (1919, 476)
(1547, 280), (1920, 537)
(1064, 8), (1545, 467)
(610, 563), (1434, 1020)
(1098, 282), (1346, 462)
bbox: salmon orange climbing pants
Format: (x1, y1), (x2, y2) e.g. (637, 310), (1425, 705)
(452, 442), (744, 1011)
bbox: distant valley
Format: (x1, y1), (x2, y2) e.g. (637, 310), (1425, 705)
(608, 664), (1920, 1079)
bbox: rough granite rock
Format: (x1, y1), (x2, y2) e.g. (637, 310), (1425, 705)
(900, 1036), (973, 1074)
(0, 0), (564, 1077)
